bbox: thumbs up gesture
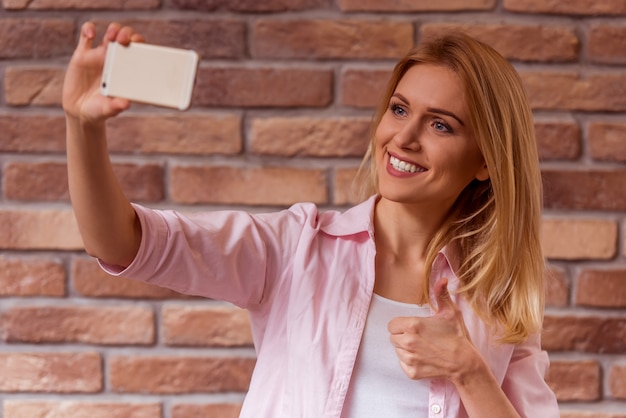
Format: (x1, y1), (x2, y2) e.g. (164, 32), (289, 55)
(387, 277), (479, 382)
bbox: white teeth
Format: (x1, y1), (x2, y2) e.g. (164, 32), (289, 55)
(390, 155), (424, 173)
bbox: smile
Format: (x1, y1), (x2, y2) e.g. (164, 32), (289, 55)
(389, 155), (426, 173)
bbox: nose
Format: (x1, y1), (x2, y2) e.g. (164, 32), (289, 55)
(392, 120), (422, 152)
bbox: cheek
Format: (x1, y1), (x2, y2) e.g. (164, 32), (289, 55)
(374, 115), (395, 144)
(373, 125), (386, 149)
(433, 145), (482, 183)
(373, 127), (388, 160)
(455, 153), (486, 183)
(447, 137), (485, 176)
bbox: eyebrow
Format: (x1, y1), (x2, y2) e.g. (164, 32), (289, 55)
(392, 93), (466, 126)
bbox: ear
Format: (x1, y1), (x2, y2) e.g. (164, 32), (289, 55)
(475, 163), (489, 182)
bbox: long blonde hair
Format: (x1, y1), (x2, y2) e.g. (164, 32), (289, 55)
(359, 32), (544, 344)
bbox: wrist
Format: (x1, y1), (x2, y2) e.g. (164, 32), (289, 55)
(66, 113), (106, 133)
(65, 114), (109, 149)
(450, 345), (489, 389)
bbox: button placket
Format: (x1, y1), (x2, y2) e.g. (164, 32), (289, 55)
(430, 403), (442, 414)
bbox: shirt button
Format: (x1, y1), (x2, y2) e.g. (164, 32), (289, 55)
(431, 404), (442, 414)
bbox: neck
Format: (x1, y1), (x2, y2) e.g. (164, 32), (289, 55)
(374, 197), (449, 259)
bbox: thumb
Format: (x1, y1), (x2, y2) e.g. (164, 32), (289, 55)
(433, 276), (454, 314)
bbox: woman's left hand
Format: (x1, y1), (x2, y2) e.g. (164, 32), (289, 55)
(388, 277), (478, 383)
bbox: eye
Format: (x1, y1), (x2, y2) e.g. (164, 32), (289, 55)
(433, 120), (452, 133)
(389, 102), (407, 117)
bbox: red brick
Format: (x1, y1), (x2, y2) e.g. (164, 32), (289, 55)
(4, 67), (64, 106)
(0, 352), (102, 392)
(339, 0), (495, 11)
(3, 0), (159, 9)
(1, 306), (154, 345)
(3, 401), (161, 417)
(334, 167), (364, 206)
(250, 117), (370, 157)
(72, 257), (188, 299)
(522, 71), (626, 111)
(0, 115), (65, 153)
(576, 269), (626, 308)
(421, 23), (578, 62)
(93, 19), (245, 59)
(542, 169), (626, 211)
(170, 165), (328, 205)
(3, 161), (164, 202)
(541, 219), (617, 261)
(172, 403), (242, 418)
(341, 67), (392, 108)
(535, 117), (581, 160)
(0, 6), (625, 414)
(193, 66), (333, 107)
(589, 24), (626, 64)
(112, 163), (165, 202)
(3, 401), (162, 418)
(109, 355), (255, 394)
(542, 314), (626, 353)
(106, 113), (242, 155)
(3, 162), (68, 201)
(505, 0), (626, 14)
(252, 19), (413, 59)
(610, 364), (626, 399)
(545, 360), (600, 401)
(0, 209), (83, 250)
(172, 0), (326, 12)
(0, 257), (65, 297)
(162, 305), (253, 347)
(588, 122), (626, 163)
(0, 19), (74, 58)
(545, 266), (569, 307)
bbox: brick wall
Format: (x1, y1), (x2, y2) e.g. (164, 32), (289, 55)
(0, 1), (625, 417)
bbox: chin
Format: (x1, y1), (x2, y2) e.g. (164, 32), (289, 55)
(378, 189), (419, 204)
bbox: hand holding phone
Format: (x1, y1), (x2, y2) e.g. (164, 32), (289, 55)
(100, 42), (199, 111)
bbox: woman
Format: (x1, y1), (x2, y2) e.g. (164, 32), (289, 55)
(63, 22), (559, 417)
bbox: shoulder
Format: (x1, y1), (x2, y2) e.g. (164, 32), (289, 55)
(255, 195), (377, 238)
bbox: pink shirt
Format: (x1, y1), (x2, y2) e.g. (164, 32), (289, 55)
(102, 195), (559, 418)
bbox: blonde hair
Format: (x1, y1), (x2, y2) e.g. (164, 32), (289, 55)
(359, 32), (544, 344)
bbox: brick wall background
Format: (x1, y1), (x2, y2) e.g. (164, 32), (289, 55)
(0, 0), (625, 417)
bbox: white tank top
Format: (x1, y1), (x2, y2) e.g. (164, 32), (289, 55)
(341, 293), (432, 417)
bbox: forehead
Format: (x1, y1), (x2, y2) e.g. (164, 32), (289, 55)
(394, 64), (467, 116)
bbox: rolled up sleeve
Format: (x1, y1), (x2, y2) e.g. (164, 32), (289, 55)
(501, 333), (560, 418)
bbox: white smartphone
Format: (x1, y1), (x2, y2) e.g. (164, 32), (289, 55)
(101, 42), (199, 111)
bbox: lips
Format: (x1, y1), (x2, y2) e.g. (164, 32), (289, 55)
(389, 154), (426, 173)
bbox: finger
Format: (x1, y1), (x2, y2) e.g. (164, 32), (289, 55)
(130, 33), (145, 43)
(389, 332), (421, 353)
(388, 316), (420, 335)
(388, 316), (402, 334)
(116, 26), (135, 46)
(77, 21), (96, 51)
(399, 361), (420, 380)
(394, 350), (422, 380)
(103, 22), (122, 46)
(433, 276), (453, 314)
(103, 97), (132, 117)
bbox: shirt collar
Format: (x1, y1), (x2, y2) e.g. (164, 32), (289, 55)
(319, 195), (377, 238)
(440, 239), (462, 276)
(319, 194), (462, 279)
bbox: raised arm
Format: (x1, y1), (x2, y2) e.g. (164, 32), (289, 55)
(63, 22), (144, 267)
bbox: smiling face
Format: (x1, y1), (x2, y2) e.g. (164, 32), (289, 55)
(374, 64), (489, 212)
